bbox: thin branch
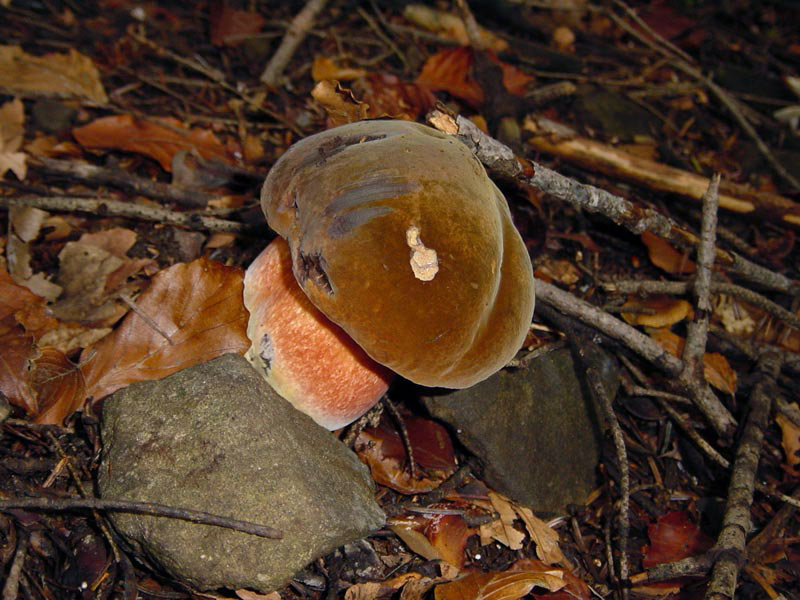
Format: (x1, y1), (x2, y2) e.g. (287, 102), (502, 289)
(535, 279), (736, 436)
(0, 496), (282, 539)
(705, 351), (781, 599)
(0, 195), (251, 234)
(426, 109), (799, 295)
(260, 0), (329, 86)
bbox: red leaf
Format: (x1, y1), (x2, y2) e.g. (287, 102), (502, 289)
(642, 511), (713, 569)
(73, 115), (233, 172)
(209, 2), (266, 47)
(355, 414), (457, 494)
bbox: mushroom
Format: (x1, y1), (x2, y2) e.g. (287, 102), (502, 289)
(246, 120), (535, 428)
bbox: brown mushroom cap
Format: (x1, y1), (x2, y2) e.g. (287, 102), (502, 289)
(262, 120), (535, 388)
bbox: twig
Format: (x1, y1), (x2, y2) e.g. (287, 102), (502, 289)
(679, 176), (721, 437)
(705, 351), (781, 600)
(0, 195), (251, 234)
(605, 1), (800, 191)
(34, 157), (213, 207)
(260, 0), (329, 86)
(454, 0), (486, 50)
(426, 109), (799, 295)
(119, 293), (175, 345)
(1, 533), (28, 600)
(382, 396), (418, 480)
(0, 496), (283, 539)
(535, 279), (736, 436)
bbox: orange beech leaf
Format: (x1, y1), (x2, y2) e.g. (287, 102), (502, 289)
(776, 410), (800, 476)
(30, 347), (86, 425)
(80, 258), (249, 401)
(355, 414), (457, 494)
(390, 509), (474, 569)
(642, 511), (713, 569)
(344, 573), (426, 600)
(311, 80), (370, 127)
(209, 2), (266, 47)
(311, 56), (367, 82)
(416, 47), (533, 107)
(356, 73), (437, 121)
(621, 295), (692, 328)
(640, 232), (696, 275)
(0, 266), (58, 338)
(0, 45), (108, 104)
(0, 315), (37, 414)
(73, 115), (232, 172)
(648, 328), (737, 393)
(434, 561), (565, 600)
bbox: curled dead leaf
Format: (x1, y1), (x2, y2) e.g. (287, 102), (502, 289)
(355, 414), (457, 494)
(620, 295), (692, 328)
(80, 258), (249, 401)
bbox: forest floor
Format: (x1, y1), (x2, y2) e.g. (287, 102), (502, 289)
(1, 1), (799, 599)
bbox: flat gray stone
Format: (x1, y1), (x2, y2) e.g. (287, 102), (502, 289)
(99, 354), (384, 593)
(421, 346), (617, 514)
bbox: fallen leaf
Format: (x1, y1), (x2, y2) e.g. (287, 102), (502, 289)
(641, 232), (696, 275)
(345, 573), (422, 600)
(356, 73), (436, 121)
(311, 80), (370, 127)
(30, 347), (86, 425)
(776, 410), (800, 475)
(0, 97), (27, 179)
(483, 491), (525, 550)
(209, 2), (266, 47)
(642, 511), (713, 568)
(416, 47), (534, 107)
(73, 115), (232, 172)
(6, 205), (62, 301)
(0, 315), (37, 414)
(513, 503), (570, 567)
(0, 45), (108, 104)
(534, 259), (581, 286)
(621, 295), (692, 328)
(390, 510), (474, 569)
(531, 561), (591, 600)
(355, 414), (457, 494)
(648, 328), (738, 394)
(312, 56), (368, 82)
(80, 258), (250, 401)
(433, 562), (565, 600)
(0, 265), (58, 339)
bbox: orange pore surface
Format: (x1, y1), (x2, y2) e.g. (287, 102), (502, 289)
(244, 237), (392, 429)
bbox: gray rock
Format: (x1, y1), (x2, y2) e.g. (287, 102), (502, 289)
(421, 346), (618, 514)
(99, 354), (385, 593)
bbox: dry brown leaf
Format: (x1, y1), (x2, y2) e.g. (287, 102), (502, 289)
(311, 80), (370, 127)
(312, 56), (368, 82)
(514, 504), (570, 567)
(0, 45), (108, 104)
(73, 115), (232, 172)
(648, 328), (738, 394)
(484, 491), (525, 550)
(355, 73), (436, 121)
(416, 47), (534, 107)
(30, 347), (86, 425)
(345, 573), (422, 600)
(433, 564), (565, 600)
(534, 259), (581, 285)
(640, 232), (696, 275)
(209, 2), (266, 47)
(234, 590), (281, 600)
(0, 315), (37, 414)
(776, 411), (800, 475)
(6, 206), (62, 301)
(355, 415), (457, 494)
(621, 295), (692, 328)
(0, 97), (26, 179)
(389, 510), (474, 569)
(80, 258), (249, 401)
